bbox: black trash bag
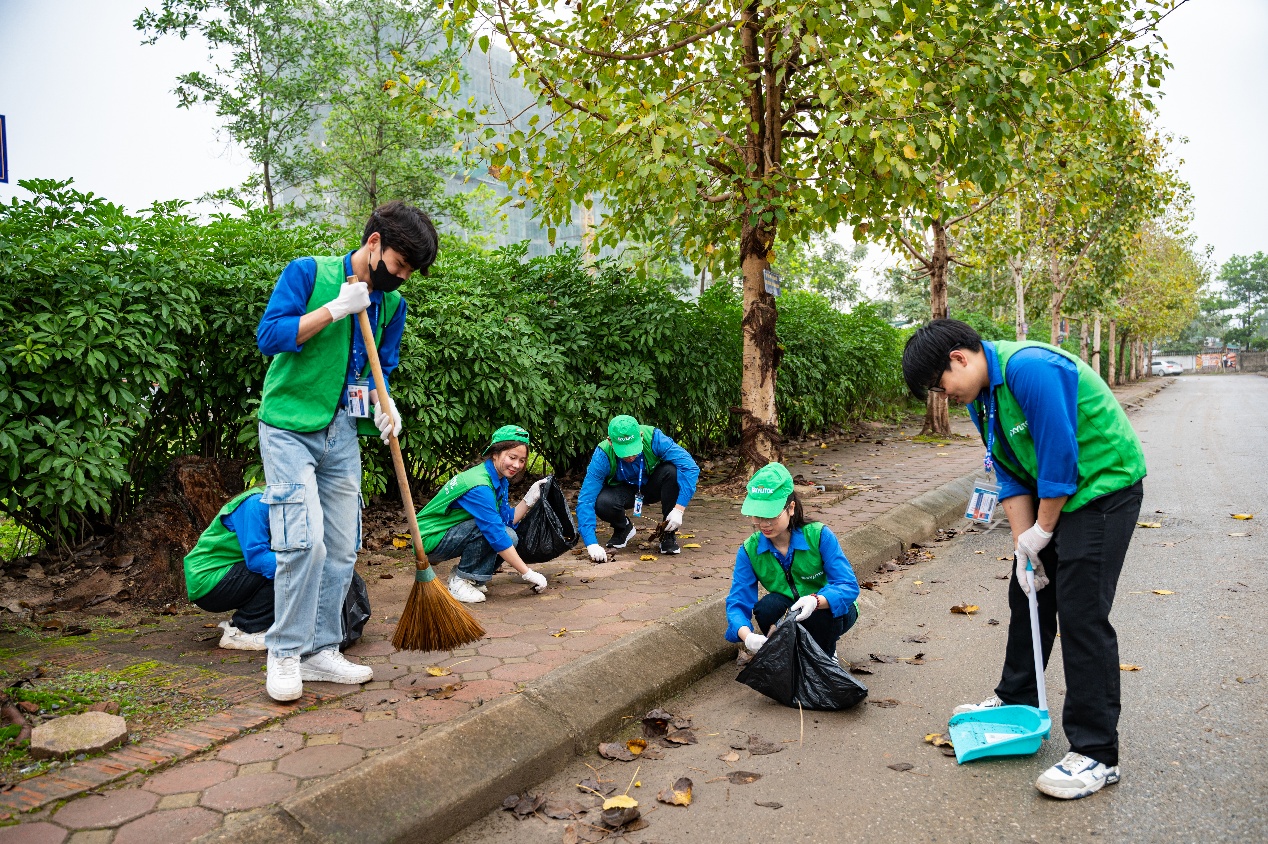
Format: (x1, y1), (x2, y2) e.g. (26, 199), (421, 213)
(517, 476), (579, 563)
(339, 571), (371, 651)
(735, 611), (868, 711)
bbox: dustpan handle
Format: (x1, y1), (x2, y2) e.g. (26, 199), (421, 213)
(1024, 561), (1047, 715)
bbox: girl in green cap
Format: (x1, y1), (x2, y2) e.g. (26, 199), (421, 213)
(725, 462), (860, 657)
(414, 425), (551, 603)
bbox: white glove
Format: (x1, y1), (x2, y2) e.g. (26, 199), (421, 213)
(374, 392), (401, 444)
(664, 508), (684, 532)
(325, 281), (370, 322)
(586, 543), (608, 563)
(521, 569), (547, 593)
(1015, 523), (1052, 594)
(791, 595), (818, 622)
(744, 633), (768, 653)
(521, 478), (550, 509)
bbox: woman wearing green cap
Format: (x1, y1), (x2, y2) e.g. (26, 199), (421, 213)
(414, 425), (550, 603)
(725, 462), (860, 657)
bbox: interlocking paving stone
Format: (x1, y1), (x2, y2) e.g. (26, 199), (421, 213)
(339, 719), (421, 749)
(274, 745), (364, 779)
(53, 789), (159, 830)
(0, 821), (67, 844)
(283, 710), (363, 735)
(112, 807), (221, 844)
(216, 730), (305, 764)
(200, 772), (298, 812)
(142, 759), (236, 795)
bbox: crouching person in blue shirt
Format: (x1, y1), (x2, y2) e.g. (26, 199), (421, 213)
(725, 463), (860, 659)
(577, 415), (700, 560)
(183, 489), (277, 651)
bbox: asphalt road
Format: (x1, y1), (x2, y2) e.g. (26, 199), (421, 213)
(447, 375), (1267, 844)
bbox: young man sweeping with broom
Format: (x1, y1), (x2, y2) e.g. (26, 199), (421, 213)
(903, 319), (1145, 800)
(255, 201), (438, 702)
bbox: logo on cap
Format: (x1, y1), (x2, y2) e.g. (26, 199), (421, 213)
(749, 485), (775, 495)
(616, 434), (635, 442)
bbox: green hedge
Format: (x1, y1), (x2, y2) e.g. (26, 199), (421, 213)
(1, 181), (906, 546)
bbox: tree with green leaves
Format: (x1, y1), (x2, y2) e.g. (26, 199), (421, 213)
(438, 0), (1178, 465)
(136, 0), (337, 211)
(1217, 251), (1268, 344)
(776, 234), (865, 310)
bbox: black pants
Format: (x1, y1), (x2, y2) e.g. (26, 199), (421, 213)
(194, 561), (275, 634)
(594, 462), (680, 529)
(753, 591), (859, 655)
(995, 481), (1143, 767)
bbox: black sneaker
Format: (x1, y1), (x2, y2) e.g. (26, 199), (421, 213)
(659, 532), (681, 555)
(606, 521), (636, 549)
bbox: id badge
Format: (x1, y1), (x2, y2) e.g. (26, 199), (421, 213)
(633, 494), (644, 518)
(965, 480), (1000, 524)
(345, 379), (371, 419)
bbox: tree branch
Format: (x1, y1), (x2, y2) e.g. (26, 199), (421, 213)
(528, 18), (740, 61)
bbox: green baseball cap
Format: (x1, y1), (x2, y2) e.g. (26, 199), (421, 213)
(740, 462), (795, 518)
(607, 415), (642, 458)
(484, 424), (531, 455)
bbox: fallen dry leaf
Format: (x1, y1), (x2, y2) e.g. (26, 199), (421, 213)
(642, 709), (673, 738)
(755, 800), (783, 809)
(718, 751), (740, 763)
(1229, 532), (1251, 537)
(664, 728), (697, 745)
(626, 738), (648, 756)
(870, 653), (898, 664)
(887, 762), (915, 772)
(392, 535), (410, 549)
(1120, 663), (1143, 671)
(859, 581), (879, 591)
(1137, 522), (1162, 529)
(656, 777), (693, 806)
(552, 627), (569, 637)
(870, 698), (901, 708)
(425, 666), (452, 677)
(598, 742), (637, 762)
(577, 776), (615, 797)
(426, 682), (463, 700)
(727, 771), (762, 785)
(924, 733), (954, 748)
(844, 661), (874, 675)
(904, 633), (929, 644)
(542, 800), (588, 820)
(639, 555), (658, 561)
(912, 580), (924, 586)
(502, 792), (545, 819)
(1231, 513), (1254, 520)
(746, 734), (782, 756)
(950, 603), (980, 615)
(1152, 590), (1175, 595)
(683, 543), (702, 549)
(600, 794), (640, 828)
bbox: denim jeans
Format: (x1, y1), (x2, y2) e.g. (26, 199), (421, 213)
(430, 518), (517, 584)
(259, 413), (362, 658)
(193, 561), (274, 633)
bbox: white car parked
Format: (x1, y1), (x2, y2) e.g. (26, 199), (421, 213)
(1150, 359), (1183, 376)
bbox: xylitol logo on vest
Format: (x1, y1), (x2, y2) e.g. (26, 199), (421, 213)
(1009, 421), (1029, 436)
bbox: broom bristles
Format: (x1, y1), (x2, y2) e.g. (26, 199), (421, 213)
(392, 578), (485, 652)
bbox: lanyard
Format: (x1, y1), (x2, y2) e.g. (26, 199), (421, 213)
(637, 459), (643, 491)
(982, 391), (997, 478)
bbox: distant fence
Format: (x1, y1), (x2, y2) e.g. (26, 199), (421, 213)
(1240, 351), (1268, 373)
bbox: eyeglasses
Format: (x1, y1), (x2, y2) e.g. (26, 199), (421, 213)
(927, 370), (948, 394)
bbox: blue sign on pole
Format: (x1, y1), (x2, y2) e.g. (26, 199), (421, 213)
(763, 267), (781, 297)
(0, 115), (8, 183)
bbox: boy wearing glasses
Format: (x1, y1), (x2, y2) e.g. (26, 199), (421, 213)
(902, 319), (1145, 801)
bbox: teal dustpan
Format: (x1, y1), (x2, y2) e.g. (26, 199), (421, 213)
(949, 561), (1051, 763)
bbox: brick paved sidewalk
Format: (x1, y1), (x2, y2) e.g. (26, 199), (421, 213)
(0, 386), (1165, 843)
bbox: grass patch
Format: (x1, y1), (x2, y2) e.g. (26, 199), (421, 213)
(0, 518), (41, 563)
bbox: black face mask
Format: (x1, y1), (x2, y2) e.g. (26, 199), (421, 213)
(370, 249), (405, 293)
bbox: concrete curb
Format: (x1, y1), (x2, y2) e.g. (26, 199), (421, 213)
(194, 472), (978, 844)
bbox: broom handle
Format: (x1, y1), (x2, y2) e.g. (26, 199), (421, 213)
(352, 288), (433, 577)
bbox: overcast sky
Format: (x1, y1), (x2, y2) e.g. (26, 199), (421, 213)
(1, 0), (1263, 268)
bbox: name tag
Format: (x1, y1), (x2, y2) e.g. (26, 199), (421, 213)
(965, 480), (1000, 524)
(633, 494), (644, 518)
(346, 380), (371, 418)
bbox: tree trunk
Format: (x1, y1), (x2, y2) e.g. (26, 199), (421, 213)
(1108, 318), (1117, 385)
(1092, 313), (1103, 377)
(1130, 339), (1140, 381)
(1011, 258), (1028, 340)
(1079, 318), (1089, 362)
(1117, 334), (1128, 385)
(737, 218), (781, 467)
(263, 160), (275, 213)
(923, 219), (951, 436)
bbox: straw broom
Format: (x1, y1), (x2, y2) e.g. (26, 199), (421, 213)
(352, 304), (485, 652)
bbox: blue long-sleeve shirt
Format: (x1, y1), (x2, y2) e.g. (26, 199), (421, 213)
(968, 342), (1080, 501)
(222, 494), (277, 579)
(453, 460), (518, 553)
(256, 252), (407, 406)
(724, 525), (859, 642)
(576, 428), (700, 546)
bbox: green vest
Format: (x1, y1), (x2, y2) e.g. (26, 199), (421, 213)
(182, 488), (262, 601)
(415, 463), (497, 554)
(597, 425), (661, 485)
(742, 522), (829, 600)
(258, 255), (402, 435)
(981, 341), (1147, 511)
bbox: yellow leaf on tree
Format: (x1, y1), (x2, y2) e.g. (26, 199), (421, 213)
(1137, 522), (1162, 529)
(425, 666), (452, 677)
(903, 144), (917, 159)
(1120, 663), (1142, 671)
(1231, 513), (1254, 520)
(640, 554), (658, 561)
(1152, 590), (1174, 595)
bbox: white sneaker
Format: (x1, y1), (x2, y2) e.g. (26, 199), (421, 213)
(474, 581), (488, 593)
(447, 574), (487, 603)
(218, 620), (267, 651)
(299, 647), (374, 684)
(266, 653), (303, 701)
(952, 695), (1004, 715)
(1035, 752), (1121, 799)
